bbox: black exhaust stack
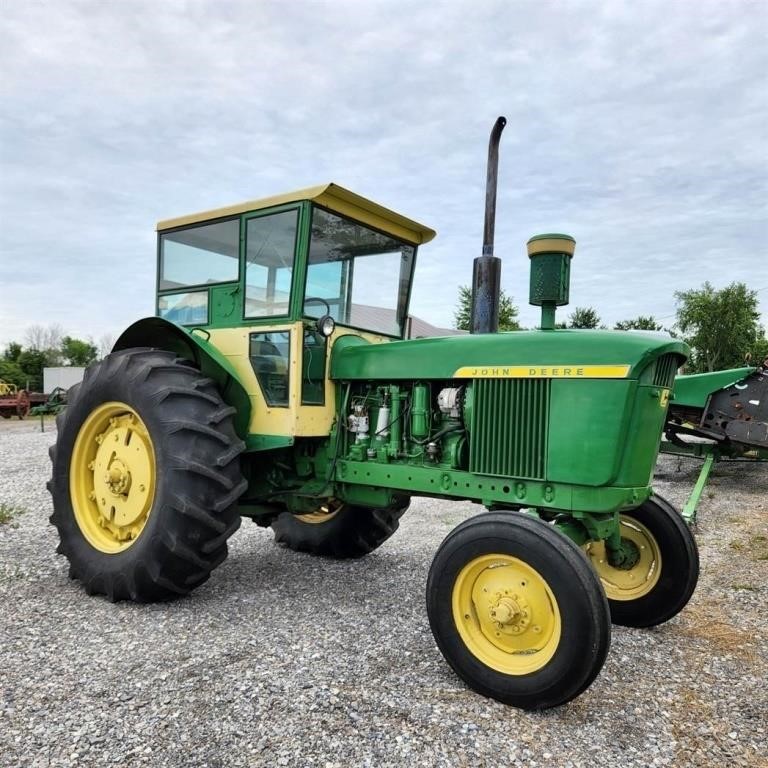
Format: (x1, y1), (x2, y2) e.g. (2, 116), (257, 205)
(471, 116), (506, 334)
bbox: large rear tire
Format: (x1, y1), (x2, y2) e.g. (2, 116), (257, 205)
(427, 511), (611, 710)
(271, 499), (408, 559)
(583, 493), (699, 627)
(48, 348), (246, 602)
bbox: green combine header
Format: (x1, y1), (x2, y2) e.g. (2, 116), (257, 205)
(664, 362), (768, 521)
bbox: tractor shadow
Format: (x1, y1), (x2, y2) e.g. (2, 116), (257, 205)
(210, 523), (430, 616)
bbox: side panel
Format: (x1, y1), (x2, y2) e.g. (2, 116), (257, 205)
(546, 380), (635, 485)
(615, 382), (672, 487)
(207, 325), (297, 440)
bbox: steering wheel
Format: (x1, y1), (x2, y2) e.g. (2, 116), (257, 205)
(304, 296), (331, 315)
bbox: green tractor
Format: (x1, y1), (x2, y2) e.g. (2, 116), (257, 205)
(49, 119), (698, 709)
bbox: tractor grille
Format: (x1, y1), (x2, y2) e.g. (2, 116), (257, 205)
(653, 354), (679, 388)
(469, 379), (551, 479)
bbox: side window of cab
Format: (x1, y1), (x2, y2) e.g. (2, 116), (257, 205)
(157, 218), (240, 325)
(244, 209), (299, 319)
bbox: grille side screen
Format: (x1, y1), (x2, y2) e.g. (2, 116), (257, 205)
(653, 354), (679, 388)
(469, 378), (551, 479)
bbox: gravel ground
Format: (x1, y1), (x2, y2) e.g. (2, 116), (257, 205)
(1, 417), (766, 768)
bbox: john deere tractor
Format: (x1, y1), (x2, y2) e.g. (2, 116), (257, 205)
(49, 119), (698, 709)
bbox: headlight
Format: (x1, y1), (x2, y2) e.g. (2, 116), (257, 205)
(317, 315), (336, 337)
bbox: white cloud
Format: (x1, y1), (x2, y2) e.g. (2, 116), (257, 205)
(0, 0), (766, 349)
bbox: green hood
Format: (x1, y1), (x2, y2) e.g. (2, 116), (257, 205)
(331, 330), (689, 381)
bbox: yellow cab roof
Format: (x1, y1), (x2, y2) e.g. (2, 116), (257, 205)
(156, 182), (436, 245)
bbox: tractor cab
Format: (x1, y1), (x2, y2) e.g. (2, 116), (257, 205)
(152, 184), (435, 444)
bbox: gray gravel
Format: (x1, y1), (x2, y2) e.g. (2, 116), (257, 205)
(1, 418), (766, 768)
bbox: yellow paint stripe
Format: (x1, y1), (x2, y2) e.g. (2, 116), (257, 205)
(453, 365), (631, 379)
(526, 237), (575, 256)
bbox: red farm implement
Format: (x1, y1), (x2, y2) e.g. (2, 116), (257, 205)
(0, 379), (31, 420)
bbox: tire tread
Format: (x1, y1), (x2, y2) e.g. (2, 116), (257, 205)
(426, 510), (611, 710)
(48, 348), (245, 602)
(607, 493), (699, 628)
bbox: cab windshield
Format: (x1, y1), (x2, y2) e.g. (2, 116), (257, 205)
(303, 206), (415, 337)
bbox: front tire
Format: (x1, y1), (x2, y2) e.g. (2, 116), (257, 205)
(584, 494), (699, 627)
(427, 511), (611, 710)
(48, 348), (246, 602)
(271, 499), (408, 558)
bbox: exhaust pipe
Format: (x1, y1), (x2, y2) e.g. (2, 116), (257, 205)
(471, 116), (506, 334)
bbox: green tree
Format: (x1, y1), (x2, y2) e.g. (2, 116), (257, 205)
(61, 336), (98, 367)
(454, 285), (521, 331)
(0, 360), (26, 389)
(568, 306), (601, 329)
(675, 282), (762, 372)
(614, 316), (663, 331)
(750, 334), (768, 367)
(3, 342), (22, 362)
(16, 349), (47, 391)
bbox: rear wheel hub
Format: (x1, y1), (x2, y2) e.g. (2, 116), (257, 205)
(70, 402), (156, 552)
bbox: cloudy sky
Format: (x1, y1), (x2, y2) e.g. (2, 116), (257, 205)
(1, 0), (766, 349)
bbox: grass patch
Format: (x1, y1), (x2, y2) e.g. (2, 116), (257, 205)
(728, 535), (768, 561)
(0, 503), (25, 525)
(679, 602), (756, 662)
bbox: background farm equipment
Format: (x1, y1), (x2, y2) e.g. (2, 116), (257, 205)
(0, 379), (30, 420)
(663, 361), (768, 523)
(29, 387), (69, 416)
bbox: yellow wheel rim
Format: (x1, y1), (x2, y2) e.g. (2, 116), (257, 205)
(452, 554), (562, 675)
(584, 516), (662, 601)
(295, 498), (343, 525)
(69, 401), (156, 554)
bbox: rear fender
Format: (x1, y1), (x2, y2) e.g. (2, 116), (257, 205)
(114, 317), (251, 438)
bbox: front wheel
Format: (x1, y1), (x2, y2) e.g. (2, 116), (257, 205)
(427, 511), (611, 710)
(584, 494), (699, 627)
